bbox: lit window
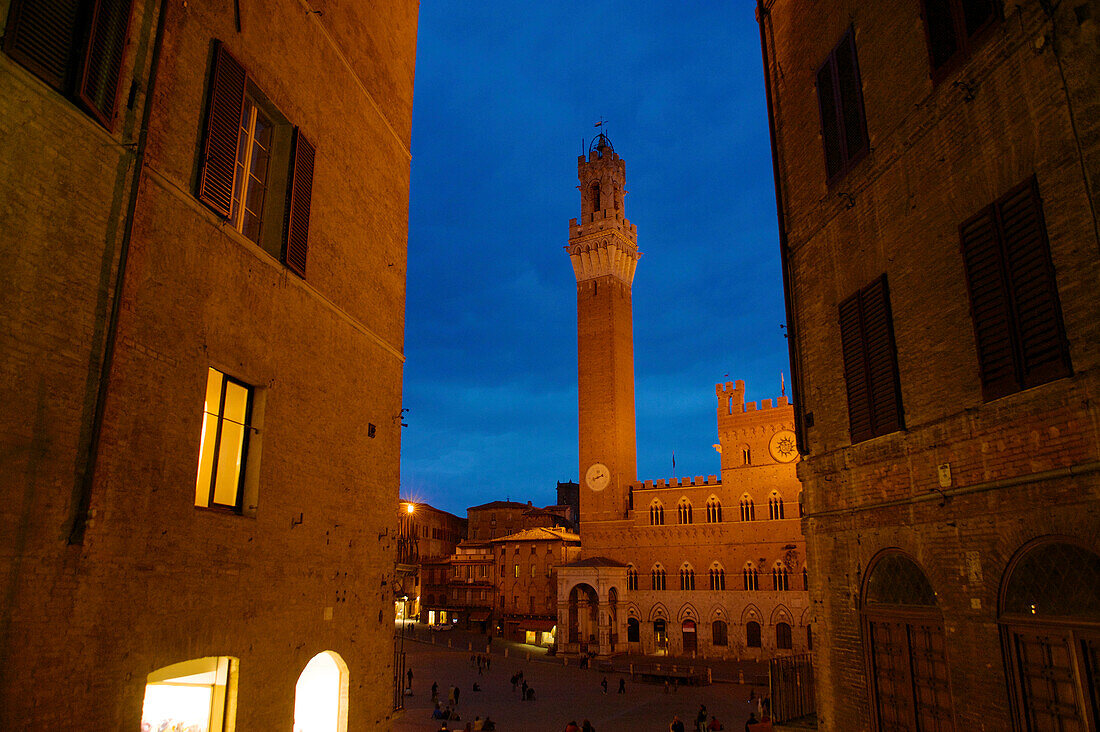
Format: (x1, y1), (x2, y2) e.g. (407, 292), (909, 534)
(230, 96), (274, 244)
(195, 368), (253, 512)
(514, 564), (519, 578)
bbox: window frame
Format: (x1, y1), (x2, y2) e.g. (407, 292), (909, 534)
(195, 367), (254, 514)
(816, 26), (870, 185)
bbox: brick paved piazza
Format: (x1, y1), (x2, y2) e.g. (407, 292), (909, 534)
(391, 638), (765, 732)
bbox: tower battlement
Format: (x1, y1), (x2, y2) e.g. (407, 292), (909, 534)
(632, 475), (721, 492)
(716, 379), (791, 423)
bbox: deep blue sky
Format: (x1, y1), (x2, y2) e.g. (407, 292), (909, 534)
(400, 3), (788, 517)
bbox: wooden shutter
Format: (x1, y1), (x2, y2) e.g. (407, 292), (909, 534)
(77, 0), (134, 129)
(816, 58), (843, 180)
(998, 178), (1071, 389)
(841, 276), (903, 443)
(2, 0), (82, 90)
(834, 31), (867, 164)
(961, 177), (1070, 401)
(862, 277), (903, 436)
(198, 42), (246, 218)
(961, 205), (1017, 400)
(283, 129), (315, 278)
(840, 291), (873, 443)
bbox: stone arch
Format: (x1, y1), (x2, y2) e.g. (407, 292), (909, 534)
(741, 603), (762, 624)
(625, 602), (642, 620)
(677, 602), (699, 623)
(799, 607), (811, 626)
(648, 602), (670, 622)
(769, 604), (793, 626)
(708, 604), (730, 623)
(294, 650), (350, 732)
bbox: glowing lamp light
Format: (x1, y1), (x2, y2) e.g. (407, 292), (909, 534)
(405, 503), (415, 514)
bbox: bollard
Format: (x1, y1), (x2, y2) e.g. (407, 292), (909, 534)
(504, 648), (508, 658)
(526, 652), (530, 662)
(447, 639), (452, 648)
(738, 670), (744, 684)
(468, 642), (472, 651)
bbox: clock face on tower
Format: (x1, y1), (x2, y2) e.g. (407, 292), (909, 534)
(769, 429), (799, 463)
(585, 463), (611, 492)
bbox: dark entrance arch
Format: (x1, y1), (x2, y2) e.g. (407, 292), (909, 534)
(862, 551), (955, 731)
(568, 583), (599, 651)
(682, 619), (697, 655)
(999, 538), (1100, 730)
(653, 618), (668, 655)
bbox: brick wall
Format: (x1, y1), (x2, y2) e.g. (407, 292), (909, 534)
(762, 0), (1100, 728)
(0, 0), (418, 727)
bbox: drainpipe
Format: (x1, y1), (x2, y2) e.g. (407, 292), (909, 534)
(756, 0), (807, 455)
(68, 0), (169, 543)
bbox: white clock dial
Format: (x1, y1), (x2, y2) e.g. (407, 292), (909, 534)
(769, 430), (799, 463)
(585, 462), (611, 492)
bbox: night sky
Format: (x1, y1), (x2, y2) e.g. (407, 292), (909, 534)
(400, 3), (789, 517)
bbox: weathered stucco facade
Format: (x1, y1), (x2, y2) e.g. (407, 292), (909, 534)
(0, 0), (417, 727)
(759, 0), (1100, 728)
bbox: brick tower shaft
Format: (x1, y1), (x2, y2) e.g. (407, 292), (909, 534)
(568, 134), (640, 523)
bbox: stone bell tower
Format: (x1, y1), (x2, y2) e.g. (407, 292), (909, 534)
(568, 133), (640, 524)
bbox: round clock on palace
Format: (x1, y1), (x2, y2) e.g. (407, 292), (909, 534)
(768, 429), (799, 463)
(585, 462), (611, 491)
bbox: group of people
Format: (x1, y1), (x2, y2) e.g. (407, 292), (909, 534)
(435, 715), (496, 732)
(470, 653), (491, 675)
(668, 704), (725, 732)
(563, 720), (596, 732)
(598, 676), (626, 694)
(509, 671), (536, 701)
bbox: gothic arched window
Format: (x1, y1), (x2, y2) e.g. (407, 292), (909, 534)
(678, 498), (693, 524)
(679, 564), (695, 591)
(743, 563), (759, 591)
(776, 622), (792, 650)
(709, 564), (726, 591)
(650, 501), (664, 526)
(627, 566), (638, 591)
(772, 562), (789, 591)
(590, 181), (601, 213)
(769, 492), (785, 520)
(651, 564), (666, 591)
(706, 497), (722, 523)
(740, 495), (755, 522)
(746, 621), (761, 648)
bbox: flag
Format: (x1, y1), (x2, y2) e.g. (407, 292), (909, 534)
(672, 452), (676, 471)
(594, 121), (603, 127)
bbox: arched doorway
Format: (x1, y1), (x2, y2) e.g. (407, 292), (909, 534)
(293, 651), (349, 732)
(862, 551), (955, 731)
(141, 656), (236, 732)
(568, 584), (599, 651)
(1000, 539), (1100, 729)
(653, 618), (668, 655)
(682, 619), (697, 655)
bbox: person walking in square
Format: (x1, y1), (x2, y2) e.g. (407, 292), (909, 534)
(601, 677), (608, 694)
(618, 677), (626, 694)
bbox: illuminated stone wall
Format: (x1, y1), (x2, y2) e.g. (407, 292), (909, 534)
(0, 0), (418, 727)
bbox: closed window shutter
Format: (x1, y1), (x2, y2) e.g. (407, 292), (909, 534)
(816, 61), (843, 180)
(3, 0), (82, 90)
(999, 180), (1070, 389)
(198, 42), (246, 218)
(77, 0), (134, 129)
(861, 277), (903, 436)
(283, 129), (315, 278)
(835, 32), (867, 164)
(961, 177), (1070, 401)
(960, 206), (1017, 400)
(841, 275), (903, 443)
(840, 292), (873, 443)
